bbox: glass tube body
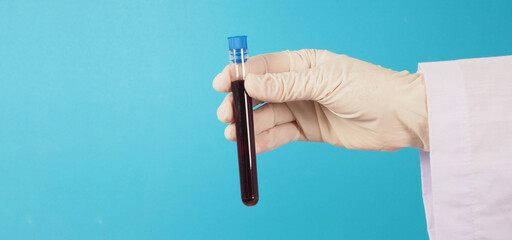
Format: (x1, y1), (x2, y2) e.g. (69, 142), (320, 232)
(230, 48), (258, 206)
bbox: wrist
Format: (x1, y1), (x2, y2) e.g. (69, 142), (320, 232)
(402, 72), (430, 151)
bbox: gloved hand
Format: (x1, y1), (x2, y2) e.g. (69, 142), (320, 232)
(213, 49), (429, 153)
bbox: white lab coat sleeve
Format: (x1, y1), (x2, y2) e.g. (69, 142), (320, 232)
(418, 55), (512, 240)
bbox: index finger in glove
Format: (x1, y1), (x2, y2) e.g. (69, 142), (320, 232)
(212, 50), (318, 93)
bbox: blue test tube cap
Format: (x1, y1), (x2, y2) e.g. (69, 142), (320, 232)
(228, 36), (248, 50)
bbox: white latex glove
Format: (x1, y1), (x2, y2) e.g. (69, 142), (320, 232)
(213, 49), (429, 153)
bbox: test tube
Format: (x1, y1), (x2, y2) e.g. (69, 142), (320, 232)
(228, 36), (258, 206)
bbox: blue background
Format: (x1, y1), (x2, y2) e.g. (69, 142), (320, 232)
(1, 0), (511, 239)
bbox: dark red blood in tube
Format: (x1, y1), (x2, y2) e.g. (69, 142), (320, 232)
(231, 80), (258, 206)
